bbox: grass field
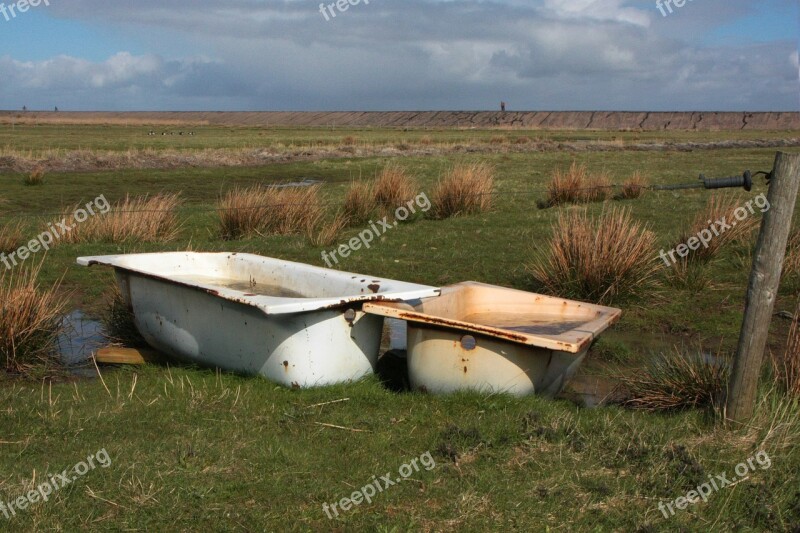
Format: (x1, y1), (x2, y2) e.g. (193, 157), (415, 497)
(1, 123), (799, 531)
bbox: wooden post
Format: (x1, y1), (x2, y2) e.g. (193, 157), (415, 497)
(726, 151), (800, 423)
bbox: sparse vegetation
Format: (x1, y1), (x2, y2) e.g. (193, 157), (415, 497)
(219, 185), (323, 240)
(528, 207), (660, 304)
(0, 262), (68, 373)
(428, 162), (494, 219)
(622, 348), (730, 412)
(58, 192), (182, 244)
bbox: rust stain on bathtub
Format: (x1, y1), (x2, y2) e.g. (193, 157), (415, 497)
(396, 312), (528, 343)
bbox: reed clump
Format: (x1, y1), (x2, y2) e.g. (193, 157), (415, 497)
(342, 180), (377, 225)
(620, 171), (648, 200)
(527, 207), (659, 304)
(783, 229), (800, 278)
(428, 163), (494, 220)
(1, 263), (68, 373)
(373, 164), (418, 210)
(23, 166), (45, 186)
(0, 220), (25, 254)
(58, 193), (182, 244)
(219, 185), (323, 240)
(544, 162), (617, 207)
(672, 193), (758, 264)
(773, 299), (800, 397)
(622, 349), (730, 412)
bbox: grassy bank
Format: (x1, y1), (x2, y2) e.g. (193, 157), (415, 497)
(1, 125), (799, 531)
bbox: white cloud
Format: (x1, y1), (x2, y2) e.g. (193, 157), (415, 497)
(0, 0), (795, 111)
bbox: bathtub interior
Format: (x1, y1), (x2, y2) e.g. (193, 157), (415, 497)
(364, 282), (622, 353)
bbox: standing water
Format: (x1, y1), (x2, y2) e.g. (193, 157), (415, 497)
(57, 310), (106, 376)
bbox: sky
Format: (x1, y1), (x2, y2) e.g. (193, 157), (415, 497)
(0, 0), (797, 112)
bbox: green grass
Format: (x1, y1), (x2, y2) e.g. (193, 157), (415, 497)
(0, 124), (795, 154)
(0, 368), (798, 531)
(0, 124), (799, 530)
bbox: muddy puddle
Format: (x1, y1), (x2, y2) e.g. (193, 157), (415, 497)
(272, 179), (323, 188)
(57, 310), (106, 377)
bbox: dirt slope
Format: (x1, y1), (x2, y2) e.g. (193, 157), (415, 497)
(1, 110), (798, 130)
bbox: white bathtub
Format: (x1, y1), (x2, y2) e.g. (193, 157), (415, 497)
(77, 252), (439, 387)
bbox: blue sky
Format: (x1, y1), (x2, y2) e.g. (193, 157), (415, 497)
(0, 0), (797, 111)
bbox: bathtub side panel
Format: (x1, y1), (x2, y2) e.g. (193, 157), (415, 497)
(406, 326), (583, 397)
(122, 273), (381, 386)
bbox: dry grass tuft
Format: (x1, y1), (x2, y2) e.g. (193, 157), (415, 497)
(527, 207), (659, 304)
(665, 257), (711, 292)
(59, 193), (182, 244)
(1, 262), (68, 373)
(341, 136), (358, 146)
(621, 171), (648, 200)
(545, 163), (618, 206)
(783, 229), (800, 278)
(102, 286), (147, 348)
(513, 136), (531, 145)
(773, 299), (800, 397)
(373, 164), (418, 210)
(622, 348), (730, 412)
(307, 210), (349, 247)
(342, 180), (377, 225)
(23, 166), (45, 186)
(673, 193), (758, 264)
(582, 171), (613, 203)
(219, 185), (323, 240)
(545, 162), (587, 206)
(0, 220), (25, 254)
(489, 135), (508, 145)
(429, 163), (494, 220)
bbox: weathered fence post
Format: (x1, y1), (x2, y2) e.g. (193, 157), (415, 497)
(726, 151), (800, 423)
